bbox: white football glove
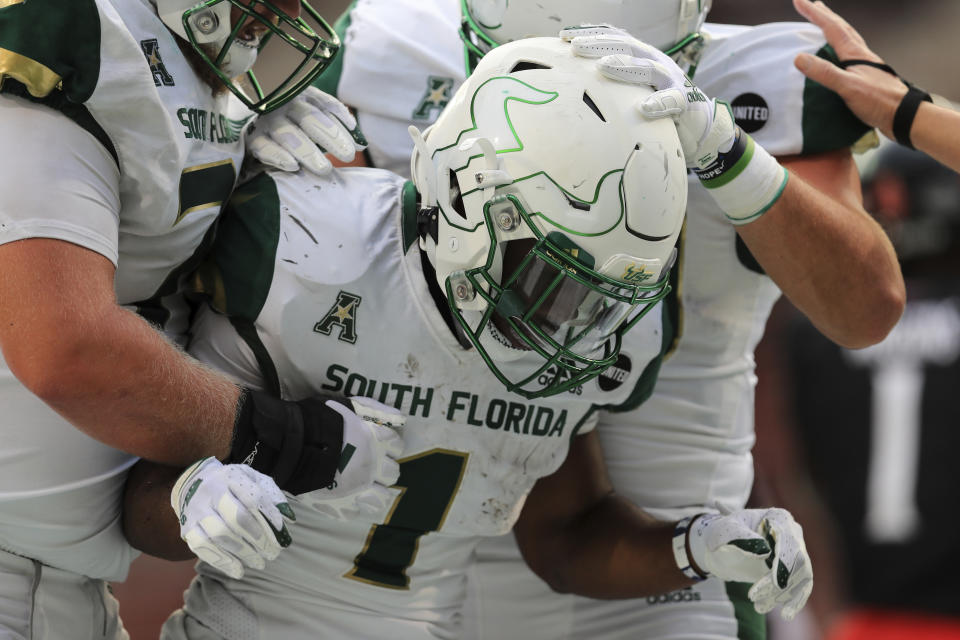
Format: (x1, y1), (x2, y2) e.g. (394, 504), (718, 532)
(561, 25), (735, 170)
(246, 87), (367, 175)
(171, 457), (295, 580)
(687, 508), (814, 621)
(296, 396), (405, 520)
(563, 26), (787, 224)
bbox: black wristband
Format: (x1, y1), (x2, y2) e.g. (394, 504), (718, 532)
(893, 85), (933, 149)
(837, 59), (898, 76)
(228, 389), (344, 494)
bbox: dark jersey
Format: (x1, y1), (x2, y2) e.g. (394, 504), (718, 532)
(789, 276), (960, 617)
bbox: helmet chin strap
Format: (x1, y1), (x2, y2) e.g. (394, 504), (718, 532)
(219, 39), (260, 77)
(474, 312), (531, 364)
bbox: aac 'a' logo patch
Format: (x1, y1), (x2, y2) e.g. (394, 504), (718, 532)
(731, 93), (769, 133)
(597, 353), (632, 392)
(412, 76), (455, 121)
(141, 38), (175, 87)
(314, 291), (362, 344)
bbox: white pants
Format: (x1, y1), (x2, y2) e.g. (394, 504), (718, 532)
(0, 548), (128, 640)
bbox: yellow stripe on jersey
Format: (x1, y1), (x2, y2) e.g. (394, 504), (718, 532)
(0, 0), (25, 8)
(0, 47), (61, 97)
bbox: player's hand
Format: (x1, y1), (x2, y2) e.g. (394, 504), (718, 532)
(562, 26), (736, 170)
(687, 508), (814, 621)
(247, 87), (367, 175)
(171, 457), (295, 580)
(792, 0), (907, 137)
(298, 396), (405, 520)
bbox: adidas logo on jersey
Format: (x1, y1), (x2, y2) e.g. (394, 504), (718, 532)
(645, 587), (702, 605)
(140, 39), (175, 87)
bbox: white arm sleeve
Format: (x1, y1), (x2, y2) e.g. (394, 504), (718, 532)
(0, 94), (120, 263)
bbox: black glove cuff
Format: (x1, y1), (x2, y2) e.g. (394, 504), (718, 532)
(228, 389), (344, 494)
(893, 85), (933, 150)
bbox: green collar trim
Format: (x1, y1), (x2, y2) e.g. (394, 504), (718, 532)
(401, 180), (420, 252)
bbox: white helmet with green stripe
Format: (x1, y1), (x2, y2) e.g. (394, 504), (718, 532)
(409, 36), (686, 398)
(460, 0), (712, 73)
(155, 0), (339, 113)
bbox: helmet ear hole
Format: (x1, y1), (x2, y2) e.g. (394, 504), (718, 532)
(449, 170), (468, 221)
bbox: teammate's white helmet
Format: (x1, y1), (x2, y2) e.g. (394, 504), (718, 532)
(410, 36), (686, 398)
(461, 0), (711, 73)
(156, 0), (338, 113)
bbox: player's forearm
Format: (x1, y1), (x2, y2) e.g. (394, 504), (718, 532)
(517, 493), (691, 598)
(737, 173), (904, 348)
(17, 303), (238, 464)
(910, 102), (960, 175)
(123, 459), (194, 560)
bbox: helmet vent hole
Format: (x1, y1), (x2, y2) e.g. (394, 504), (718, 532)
(509, 61), (552, 73)
(449, 170), (468, 220)
(582, 92), (606, 122)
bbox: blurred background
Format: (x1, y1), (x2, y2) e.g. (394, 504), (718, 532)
(113, 1), (960, 638)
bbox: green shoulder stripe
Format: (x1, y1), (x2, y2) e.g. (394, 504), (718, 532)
(311, 0), (357, 97)
(801, 44), (873, 154)
(0, 0), (101, 102)
(195, 172), (281, 323)
(0, 0), (116, 163)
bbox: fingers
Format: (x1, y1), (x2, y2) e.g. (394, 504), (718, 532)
(266, 115), (334, 175)
(747, 509), (813, 619)
(638, 87), (687, 117)
(287, 100), (357, 162)
(793, 0), (869, 55)
(182, 529), (245, 580)
(301, 86), (358, 131)
(347, 396), (407, 428)
(569, 33), (658, 61)
(372, 418), (405, 460)
(247, 135), (300, 172)
(559, 24), (630, 42)
(793, 52), (848, 92)
(780, 577), (814, 620)
(597, 54), (677, 92)
(234, 466), (295, 546)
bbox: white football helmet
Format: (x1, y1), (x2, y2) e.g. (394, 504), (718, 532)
(410, 36), (687, 398)
(461, 0), (711, 73)
(155, 0), (338, 113)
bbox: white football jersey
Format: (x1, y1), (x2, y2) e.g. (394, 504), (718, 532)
(309, 9), (875, 638)
(0, 0), (249, 580)
(173, 166), (666, 639)
(314, 0), (464, 177)
(467, 22), (875, 640)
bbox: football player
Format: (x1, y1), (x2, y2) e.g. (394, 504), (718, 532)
(762, 142), (960, 640)
(122, 37), (812, 639)
(296, 0), (905, 638)
(0, 0), (397, 637)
